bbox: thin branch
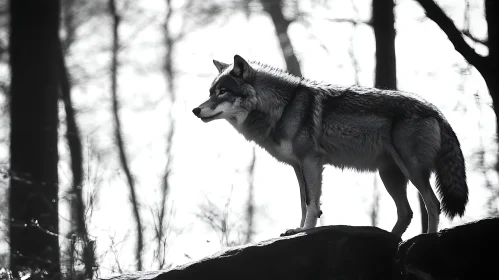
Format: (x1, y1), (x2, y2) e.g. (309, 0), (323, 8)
(297, 12), (370, 26)
(459, 0), (487, 47)
(462, 30), (488, 46)
(415, 0), (487, 72)
(108, 234), (124, 274)
(196, 190), (242, 247)
(244, 147), (256, 244)
(324, 17), (368, 25)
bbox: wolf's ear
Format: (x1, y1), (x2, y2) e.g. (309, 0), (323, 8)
(213, 60), (229, 73)
(232, 54), (254, 80)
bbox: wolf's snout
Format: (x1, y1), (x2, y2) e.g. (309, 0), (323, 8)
(192, 107), (201, 117)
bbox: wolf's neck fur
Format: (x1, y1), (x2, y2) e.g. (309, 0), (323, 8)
(232, 77), (302, 144)
(253, 71), (302, 122)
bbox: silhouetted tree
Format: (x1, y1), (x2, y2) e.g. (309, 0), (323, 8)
(9, 0), (61, 278)
(109, 0), (144, 271)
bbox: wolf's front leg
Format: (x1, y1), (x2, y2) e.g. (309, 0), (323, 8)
(292, 165), (307, 228)
(281, 158), (323, 236)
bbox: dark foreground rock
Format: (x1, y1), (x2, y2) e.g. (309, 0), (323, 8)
(103, 225), (401, 280)
(102, 217), (499, 280)
(395, 217), (499, 280)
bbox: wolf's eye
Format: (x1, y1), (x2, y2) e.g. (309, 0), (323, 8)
(218, 88), (228, 96)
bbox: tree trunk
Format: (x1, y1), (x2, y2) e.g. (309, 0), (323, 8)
(9, 0), (61, 278)
(109, 0), (144, 271)
(372, 0), (397, 90)
(260, 0), (302, 76)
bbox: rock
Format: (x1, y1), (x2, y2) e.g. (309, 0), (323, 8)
(395, 217), (499, 280)
(103, 217), (499, 280)
(102, 225), (401, 280)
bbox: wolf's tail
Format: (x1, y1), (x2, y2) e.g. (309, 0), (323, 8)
(435, 119), (468, 218)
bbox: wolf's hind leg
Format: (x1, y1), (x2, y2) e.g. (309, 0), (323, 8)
(392, 117), (441, 233)
(379, 163), (412, 237)
(292, 165), (307, 228)
(409, 169), (441, 233)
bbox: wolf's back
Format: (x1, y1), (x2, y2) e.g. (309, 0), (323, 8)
(435, 120), (468, 218)
(322, 86), (469, 217)
(322, 86), (442, 120)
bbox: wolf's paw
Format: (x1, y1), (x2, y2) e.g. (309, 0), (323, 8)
(280, 227), (304, 237)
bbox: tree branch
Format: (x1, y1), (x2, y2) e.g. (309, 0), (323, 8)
(297, 12), (370, 26)
(462, 30), (487, 46)
(415, 0), (486, 72)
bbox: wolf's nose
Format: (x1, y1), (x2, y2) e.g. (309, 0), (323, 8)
(192, 107), (201, 116)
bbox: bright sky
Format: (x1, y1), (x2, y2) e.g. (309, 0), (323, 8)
(0, 0), (496, 277)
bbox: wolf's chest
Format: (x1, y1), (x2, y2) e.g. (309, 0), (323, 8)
(263, 139), (297, 164)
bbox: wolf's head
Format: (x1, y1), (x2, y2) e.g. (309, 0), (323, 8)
(192, 55), (259, 125)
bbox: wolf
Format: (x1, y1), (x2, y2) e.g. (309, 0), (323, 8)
(192, 54), (468, 237)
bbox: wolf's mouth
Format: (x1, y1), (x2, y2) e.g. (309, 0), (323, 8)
(200, 111), (223, 122)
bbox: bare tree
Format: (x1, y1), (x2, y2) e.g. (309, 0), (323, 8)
(260, 0), (302, 76)
(9, 0), (61, 278)
(109, 0), (144, 271)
